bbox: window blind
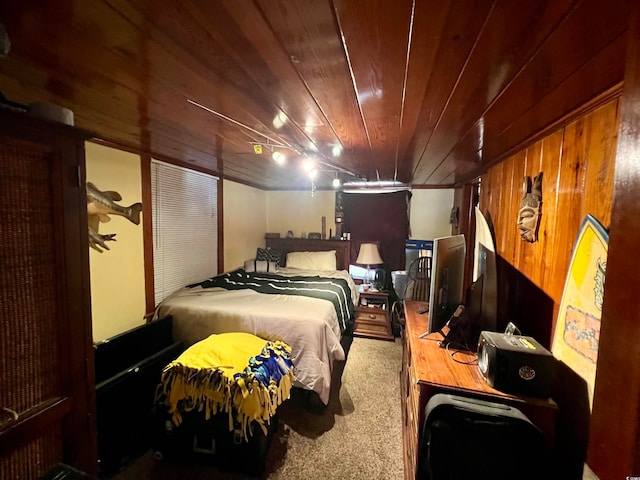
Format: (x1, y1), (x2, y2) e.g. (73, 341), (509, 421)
(151, 159), (218, 305)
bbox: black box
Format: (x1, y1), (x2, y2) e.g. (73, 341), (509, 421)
(418, 394), (547, 480)
(94, 316), (184, 475)
(477, 331), (555, 398)
(153, 410), (279, 477)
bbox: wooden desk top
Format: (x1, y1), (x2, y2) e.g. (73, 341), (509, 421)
(404, 300), (557, 410)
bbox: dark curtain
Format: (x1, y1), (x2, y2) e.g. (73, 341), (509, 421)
(342, 191), (411, 271)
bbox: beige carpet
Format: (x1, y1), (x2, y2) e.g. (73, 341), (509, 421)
(111, 336), (404, 479)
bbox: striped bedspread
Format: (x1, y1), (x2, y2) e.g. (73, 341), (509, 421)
(188, 269), (355, 334)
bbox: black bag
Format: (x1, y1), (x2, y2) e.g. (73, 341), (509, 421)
(417, 394), (548, 480)
(152, 409), (279, 477)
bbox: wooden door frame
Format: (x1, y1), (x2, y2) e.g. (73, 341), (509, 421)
(587, 4), (640, 478)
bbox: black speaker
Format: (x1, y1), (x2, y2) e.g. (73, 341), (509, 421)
(477, 331), (555, 398)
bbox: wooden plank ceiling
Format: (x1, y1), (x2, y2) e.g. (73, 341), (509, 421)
(0, 0), (629, 190)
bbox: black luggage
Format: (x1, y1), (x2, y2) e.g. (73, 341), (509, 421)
(417, 393), (548, 480)
(152, 410), (279, 477)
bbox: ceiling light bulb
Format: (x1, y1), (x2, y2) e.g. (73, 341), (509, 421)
(332, 177), (341, 188)
(309, 169), (318, 179)
(302, 159), (315, 172)
(272, 111), (287, 129)
(272, 151), (286, 165)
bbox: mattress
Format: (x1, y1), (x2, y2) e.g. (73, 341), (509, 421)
(155, 268), (358, 405)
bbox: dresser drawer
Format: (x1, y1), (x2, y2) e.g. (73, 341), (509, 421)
(356, 309), (387, 324)
(355, 318), (390, 336)
(354, 313), (393, 340)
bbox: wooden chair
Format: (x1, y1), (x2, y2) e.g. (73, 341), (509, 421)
(405, 256), (432, 302)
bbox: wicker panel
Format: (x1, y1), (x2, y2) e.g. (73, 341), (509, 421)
(0, 141), (62, 421)
(0, 423), (62, 480)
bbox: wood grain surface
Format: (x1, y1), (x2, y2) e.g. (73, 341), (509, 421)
(478, 97), (619, 341)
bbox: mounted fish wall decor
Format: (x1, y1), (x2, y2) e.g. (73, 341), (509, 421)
(86, 182), (142, 252)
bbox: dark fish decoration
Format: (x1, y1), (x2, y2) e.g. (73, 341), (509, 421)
(86, 182), (142, 253)
(87, 182), (142, 225)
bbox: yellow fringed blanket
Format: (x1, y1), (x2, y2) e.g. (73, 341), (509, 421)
(155, 332), (295, 440)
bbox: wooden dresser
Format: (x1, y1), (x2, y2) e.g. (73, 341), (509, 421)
(400, 300), (558, 480)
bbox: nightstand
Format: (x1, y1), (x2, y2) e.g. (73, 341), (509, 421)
(354, 289), (394, 341)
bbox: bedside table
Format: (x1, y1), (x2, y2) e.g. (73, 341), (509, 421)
(354, 290), (394, 341)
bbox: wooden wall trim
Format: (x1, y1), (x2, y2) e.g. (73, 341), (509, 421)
(89, 137), (221, 180)
(141, 155), (155, 317)
(587, 4), (640, 478)
(89, 137), (271, 191)
(0, 398), (70, 453)
(457, 83), (624, 186)
(218, 172), (224, 274)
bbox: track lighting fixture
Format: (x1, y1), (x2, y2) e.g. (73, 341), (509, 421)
(271, 150), (286, 165)
(332, 173), (341, 188)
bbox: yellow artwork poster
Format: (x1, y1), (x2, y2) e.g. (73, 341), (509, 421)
(551, 215), (608, 410)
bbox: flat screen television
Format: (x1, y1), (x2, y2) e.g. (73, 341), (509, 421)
(427, 234), (466, 334)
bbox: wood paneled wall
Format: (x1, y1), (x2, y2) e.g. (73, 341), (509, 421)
(472, 97), (620, 478)
(478, 98), (619, 341)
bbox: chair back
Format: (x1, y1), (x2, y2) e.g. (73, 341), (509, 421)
(406, 256), (431, 301)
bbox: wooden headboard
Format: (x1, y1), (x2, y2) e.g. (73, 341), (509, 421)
(264, 237), (352, 271)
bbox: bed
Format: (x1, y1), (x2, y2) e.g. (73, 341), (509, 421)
(154, 238), (358, 406)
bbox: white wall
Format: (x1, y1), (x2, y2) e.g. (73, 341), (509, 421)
(223, 180), (267, 270)
(225, 187), (452, 252)
(86, 142), (145, 342)
(409, 189), (455, 240)
(266, 190), (337, 238)
(223, 184), (337, 268)
(263, 188), (453, 244)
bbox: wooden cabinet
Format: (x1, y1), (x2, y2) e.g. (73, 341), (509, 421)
(0, 110), (97, 477)
(354, 290), (393, 341)
(401, 300), (557, 480)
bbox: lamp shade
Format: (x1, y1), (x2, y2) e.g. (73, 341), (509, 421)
(356, 243), (383, 266)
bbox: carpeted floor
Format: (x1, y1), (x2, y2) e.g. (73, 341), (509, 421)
(110, 336), (404, 480)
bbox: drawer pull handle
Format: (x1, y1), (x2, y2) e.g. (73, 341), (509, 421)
(368, 314), (376, 319)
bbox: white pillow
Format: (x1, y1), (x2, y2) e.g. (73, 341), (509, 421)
(244, 259), (278, 273)
(285, 250), (337, 271)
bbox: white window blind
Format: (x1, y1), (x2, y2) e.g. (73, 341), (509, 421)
(151, 159), (218, 305)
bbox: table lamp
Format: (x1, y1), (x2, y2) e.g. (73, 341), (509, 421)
(356, 243), (383, 290)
